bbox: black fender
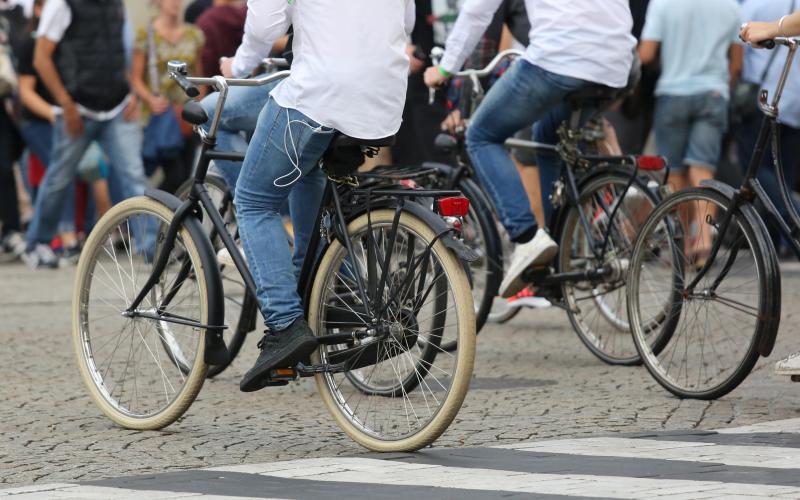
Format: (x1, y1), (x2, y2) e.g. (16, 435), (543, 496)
(700, 180), (781, 357)
(144, 189), (229, 366)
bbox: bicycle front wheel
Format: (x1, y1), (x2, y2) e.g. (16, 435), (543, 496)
(627, 187), (779, 399)
(72, 197), (216, 429)
(309, 208), (475, 452)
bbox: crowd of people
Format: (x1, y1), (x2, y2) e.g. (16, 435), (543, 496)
(0, 0), (798, 275)
(0, 0), (799, 384)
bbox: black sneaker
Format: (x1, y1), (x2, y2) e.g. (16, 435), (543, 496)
(59, 243), (82, 265)
(239, 318), (318, 392)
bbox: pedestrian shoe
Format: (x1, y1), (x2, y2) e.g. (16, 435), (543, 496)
(59, 244), (82, 265)
(775, 352), (800, 377)
(240, 318), (318, 392)
(22, 243), (61, 270)
(506, 286), (551, 309)
(0, 232), (26, 263)
(499, 229), (558, 298)
(217, 244), (246, 268)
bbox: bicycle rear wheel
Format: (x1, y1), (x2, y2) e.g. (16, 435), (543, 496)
(72, 197), (217, 429)
(309, 208), (475, 452)
(627, 188), (779, 399)
(558, 171), (669, 365)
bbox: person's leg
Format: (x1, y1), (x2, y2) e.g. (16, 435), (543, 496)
(511, 127), (545, 227)
(466, 60), (592, 243)
(97, 114), (148, 201)
(532, 106), (569, 227)
(288, 165), (327, 278)
(200, 80), (277, 189)
(235, 97), (335, 330)
(25, 117), (94, 248)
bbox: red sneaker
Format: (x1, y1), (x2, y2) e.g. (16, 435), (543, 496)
(506, 286), (551, 309)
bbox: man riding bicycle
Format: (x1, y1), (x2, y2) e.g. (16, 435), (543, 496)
(220, 0), (415, 392)
(425, 0), (636, 299)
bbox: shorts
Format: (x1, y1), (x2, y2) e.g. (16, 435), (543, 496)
(654, 92), (729, 173)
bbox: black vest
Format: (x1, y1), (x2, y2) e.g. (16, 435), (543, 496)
(56, 0), (129, 111)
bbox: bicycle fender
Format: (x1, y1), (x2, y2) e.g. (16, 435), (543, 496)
(699, 180), (781, 357)
(144, 188), (229, 366)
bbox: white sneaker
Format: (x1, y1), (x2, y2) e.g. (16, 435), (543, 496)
(775, 352), (800, 376)
(22, 243), (61, 270)
(217, 245), (246, 268)
(499, 229), (558, 298)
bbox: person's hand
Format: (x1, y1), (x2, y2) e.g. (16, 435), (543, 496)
(407, 45), (426, 75)
(62, 102), (84, 138)
(123, 95), (140, 122)
(149, 95), (170, 115)
(441, 109), (465, 135)
(220, 57), (235, 78)
(424, 65), (450, 88)
(741, 21), (779, 47)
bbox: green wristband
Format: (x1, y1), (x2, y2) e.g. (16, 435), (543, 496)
(438, 66), (451, 78)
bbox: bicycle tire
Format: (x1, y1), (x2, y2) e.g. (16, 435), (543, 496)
(309, 209), (475, 452)
(627, 187), (779, 399)
(72, 197), (216, 429)
(556, 170), (670, 366)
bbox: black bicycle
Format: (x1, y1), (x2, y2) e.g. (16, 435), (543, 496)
(71, 61), (477, 452)
(626, 38), (800, 400)
(409, 50), (675, 365)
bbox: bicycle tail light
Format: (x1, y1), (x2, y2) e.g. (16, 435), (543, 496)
(438, 197), (470, 217)
(637, 156), (666, 171)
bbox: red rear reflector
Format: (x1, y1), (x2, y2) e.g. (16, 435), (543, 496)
(438, 197), (470, 217)
(637, 156), (666, 171)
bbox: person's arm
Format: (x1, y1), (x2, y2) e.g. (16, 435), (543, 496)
(18, 75), (55, 123)
(729, 43), (743, 87)
(130, 48), (168, 114)
(742, 11), (800, 44)
(405, 0), (415, 40)
(424, 0), (505, 88)
(228, 0), (290, 77)
(33, 36), (83, 137)
(638, 40), (659, 66)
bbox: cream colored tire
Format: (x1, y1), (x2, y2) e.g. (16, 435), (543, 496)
(72, 197), (209, 430)
(309, 209), (476, 452)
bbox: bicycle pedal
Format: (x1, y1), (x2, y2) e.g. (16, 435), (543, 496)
(266, 367), (298, 385)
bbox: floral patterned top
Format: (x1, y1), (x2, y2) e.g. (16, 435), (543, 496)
(134, 23), (205, 118)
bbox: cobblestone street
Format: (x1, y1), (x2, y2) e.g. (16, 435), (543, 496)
(3, 262), (800, 488)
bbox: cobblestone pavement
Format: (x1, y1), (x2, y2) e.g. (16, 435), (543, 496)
(2, 262), (800, 487)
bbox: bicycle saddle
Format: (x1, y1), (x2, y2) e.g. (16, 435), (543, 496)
(565, 85), (622, 108)
(322, 133), (396, 177)
(181, 101), (209, 126)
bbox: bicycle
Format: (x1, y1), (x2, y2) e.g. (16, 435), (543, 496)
(411, 49), (674, 365)
(72, 61), (477, 452)
(625, 38), (799, 400)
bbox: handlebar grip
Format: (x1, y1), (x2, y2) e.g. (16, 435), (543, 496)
(428, 47), (446, 105)
(762, 39), (777, 49)
(175, 73), (200, 98)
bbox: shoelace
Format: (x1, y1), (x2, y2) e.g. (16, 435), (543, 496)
(256, 333), (281, 351)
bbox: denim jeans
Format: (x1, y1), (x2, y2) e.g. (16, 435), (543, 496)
(26, 112), (148, 247)
(20, 119), (77, 234)
(235, 96), (333, 330)
(200, 77), (277, 189)
(466, 59), (595, 242)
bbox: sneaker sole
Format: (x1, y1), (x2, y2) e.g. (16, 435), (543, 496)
(240, 336), (319, 392)
(499, 243), (558, 299)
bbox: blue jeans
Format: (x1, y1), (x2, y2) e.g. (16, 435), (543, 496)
(466, 59), (595, 242)
(26, 112), (147, 247)
(201, 77), (277, 189)
(235, 96), (333, 330)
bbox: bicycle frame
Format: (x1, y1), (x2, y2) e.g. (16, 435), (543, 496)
(689, 38), (800, 292)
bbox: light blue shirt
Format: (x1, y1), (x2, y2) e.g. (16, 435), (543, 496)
(741, 0), (800, 128)
(642, 0), (741, 99)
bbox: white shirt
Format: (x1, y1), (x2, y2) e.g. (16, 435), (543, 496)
(232, 0), (415, 140)
(37, 0), (130, 119)
(441, 0), (637, 89)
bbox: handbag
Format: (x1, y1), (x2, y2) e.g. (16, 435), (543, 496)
(731, 0), (796, 124)
(142, 23), (183, 169)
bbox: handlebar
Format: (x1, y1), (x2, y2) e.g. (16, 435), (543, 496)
(167, 60), (290, 97)
(450, 49), (523, 78)
(741, 36), (800, 50)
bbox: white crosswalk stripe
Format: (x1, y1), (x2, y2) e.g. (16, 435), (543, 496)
(4, 418), (800, 499)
